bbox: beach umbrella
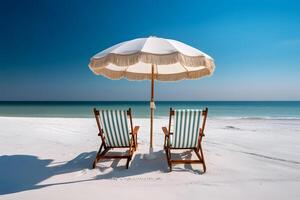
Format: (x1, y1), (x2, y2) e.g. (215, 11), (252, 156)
(88, 36), (215, 157)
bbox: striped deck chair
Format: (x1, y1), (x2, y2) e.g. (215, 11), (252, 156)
(162, 108), (208, 172)
(92, 108), (139, 169)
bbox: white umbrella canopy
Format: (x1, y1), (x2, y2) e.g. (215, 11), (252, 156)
(89, 36), (215, 81)
(88, 36), (215, 157)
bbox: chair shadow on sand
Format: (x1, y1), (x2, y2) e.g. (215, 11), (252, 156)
(0, 151), (97, 195)
(0, 150), (202, 195)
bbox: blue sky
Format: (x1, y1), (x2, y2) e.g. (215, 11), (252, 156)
(1, 0), (300, 101)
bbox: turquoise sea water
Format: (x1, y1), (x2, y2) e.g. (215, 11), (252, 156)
(0, 101), (300, 119)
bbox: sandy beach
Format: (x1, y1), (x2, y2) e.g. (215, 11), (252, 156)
(2, 0), (300, 199)
(1, 117), (299, 199)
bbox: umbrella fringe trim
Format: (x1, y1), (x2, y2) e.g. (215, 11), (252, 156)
(89, 52), (215, 69)
(92, 67), (213, 82)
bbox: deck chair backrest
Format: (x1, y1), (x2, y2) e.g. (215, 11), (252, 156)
(172, 109), (203, 148)
(94, 109), (131, 147)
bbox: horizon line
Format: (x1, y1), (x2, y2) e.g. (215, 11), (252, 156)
(1, 100), (300, 103)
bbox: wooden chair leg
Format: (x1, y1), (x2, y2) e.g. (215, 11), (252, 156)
(199, 145), (206, 173)
(165, 148), (172, 171)
(126, 144), (134, 169)
(168, 159), (172, 172)
(92, 145), (109, 169)
(92, 144), (103, 169)
(126, 156), (131, 169)
(92, 160), (97, 169)
(195, 146), (206, 173)
(163, 136), (172, 171)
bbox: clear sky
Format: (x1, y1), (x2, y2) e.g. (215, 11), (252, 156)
(1, 0), (300, 101)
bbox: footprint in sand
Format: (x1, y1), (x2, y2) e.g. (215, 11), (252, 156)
(224, 125), (241, 130)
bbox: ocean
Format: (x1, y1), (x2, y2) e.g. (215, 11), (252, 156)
(0, 101), (300, 119)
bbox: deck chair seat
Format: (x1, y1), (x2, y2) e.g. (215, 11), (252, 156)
(92, 108), (139, 169)
(162, 108), (208, 172)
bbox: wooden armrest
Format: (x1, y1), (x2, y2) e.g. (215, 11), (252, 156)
(162, 127), (169, 136)
(132, 126), (140, 135)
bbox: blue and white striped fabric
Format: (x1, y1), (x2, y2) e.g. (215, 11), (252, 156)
(171, 109), (202, 148)
(98, 110), (130, 147)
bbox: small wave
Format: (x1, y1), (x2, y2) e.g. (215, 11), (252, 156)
(212, 116), (300, 120)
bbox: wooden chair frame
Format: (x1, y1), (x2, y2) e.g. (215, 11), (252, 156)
(162, 107), (208, 172)
(92, 108), (139, 169)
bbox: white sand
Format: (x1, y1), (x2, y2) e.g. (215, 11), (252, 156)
(0, 117), (300, 199)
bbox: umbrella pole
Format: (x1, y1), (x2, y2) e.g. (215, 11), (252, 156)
(145, 63), (156, 159)
(145, 64), (156, 160)
(150, 64), (154, 151)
